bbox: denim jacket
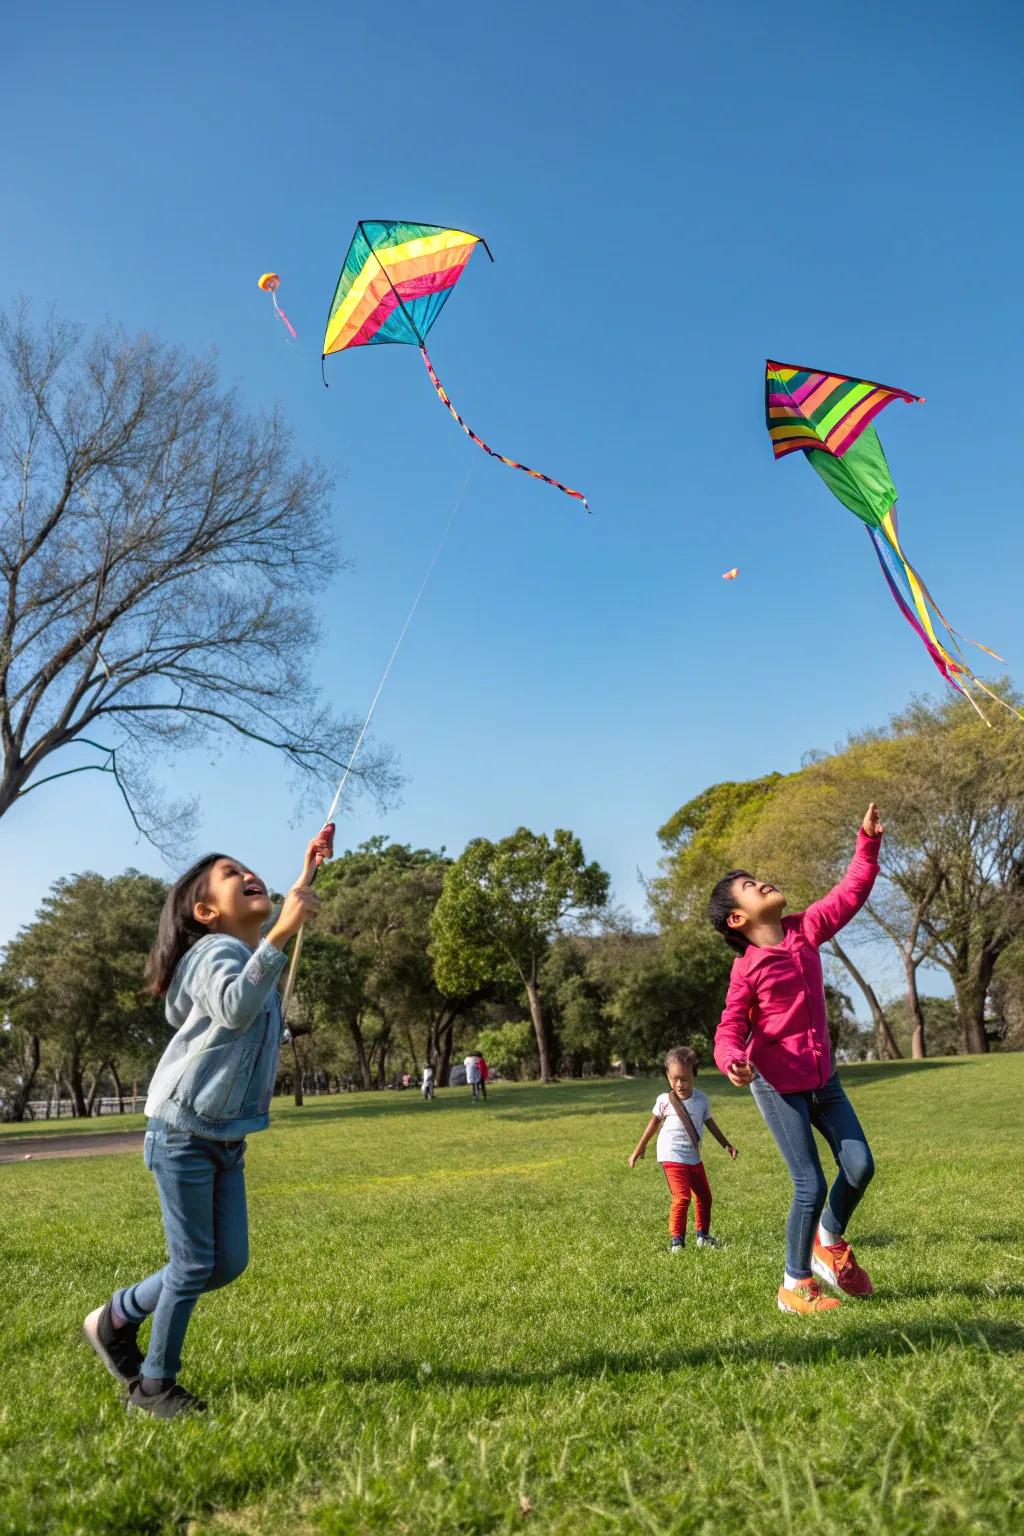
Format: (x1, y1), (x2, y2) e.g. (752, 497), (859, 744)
(145, 935), (288, 1140)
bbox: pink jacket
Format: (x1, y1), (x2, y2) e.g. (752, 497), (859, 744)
(713, 829), (881, 1094)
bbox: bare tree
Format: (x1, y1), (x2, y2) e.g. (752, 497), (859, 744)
(0, 308), (397, 847)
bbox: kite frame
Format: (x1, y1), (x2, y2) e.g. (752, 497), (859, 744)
(765, 359), (924, 405)
(321, 220), (495, 363)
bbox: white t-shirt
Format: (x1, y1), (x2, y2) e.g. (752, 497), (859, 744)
(653, 1088), (711, 1165)
(464, 1056), (480, 1084)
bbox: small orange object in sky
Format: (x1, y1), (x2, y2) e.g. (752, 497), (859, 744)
(722, 567), (739, 580)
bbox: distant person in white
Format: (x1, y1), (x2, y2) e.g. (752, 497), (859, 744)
(421, 1064), (435, 1101)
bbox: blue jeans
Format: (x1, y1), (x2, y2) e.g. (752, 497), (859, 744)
(750, 1071), (874, 1280)
(116, 1121), (249, 1378)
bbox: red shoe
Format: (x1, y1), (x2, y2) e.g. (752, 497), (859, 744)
(777, 1277), (842, 1315)
(812, 1237), (873, 1297)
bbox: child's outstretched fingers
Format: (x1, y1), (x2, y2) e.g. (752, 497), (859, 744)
(728, 1145), (739, 1160)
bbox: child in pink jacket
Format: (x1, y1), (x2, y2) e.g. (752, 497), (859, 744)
(709, 804), (883, 1316)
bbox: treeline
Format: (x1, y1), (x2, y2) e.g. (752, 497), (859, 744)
(2, 689), (1023, 1119)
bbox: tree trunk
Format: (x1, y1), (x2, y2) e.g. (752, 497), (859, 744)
(109, 1061), (126, 1114)
(903, 957), (928, 1060)
(291, 1038), (304, 1105)
(9, 1035), (41, 1121)
(351, 1017), (373, 1090)
(524, 975), (552, 1083)
(404, 1024), (420, 1077)
(437, 1009), (455, 1086)
(830, 941), (901, 1059)
(956, 955), (996, 1055)
(68, 1058), (88, 1118)
(0, 760), (32, 820)
(85, 1061), (108, 1116)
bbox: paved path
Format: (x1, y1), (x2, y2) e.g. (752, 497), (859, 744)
(0, 1129), (145, 1163)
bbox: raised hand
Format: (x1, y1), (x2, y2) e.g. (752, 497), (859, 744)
(862, 803), (884, 838)
(267, 883), (321, 948)
(299, 822), (336, 886)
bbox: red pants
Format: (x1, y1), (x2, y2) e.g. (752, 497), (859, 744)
(662, 1161), (712, 1239)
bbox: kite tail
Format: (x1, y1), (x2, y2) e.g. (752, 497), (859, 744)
(272, 293), (297, 339)
(868, 523), (1023, 726)
(420, 346), (589, 510)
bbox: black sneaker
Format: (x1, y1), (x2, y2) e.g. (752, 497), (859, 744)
(127, 1380), (207, 1419)
(83, 1302), (143, 1385)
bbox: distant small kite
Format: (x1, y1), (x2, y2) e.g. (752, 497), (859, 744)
(322, 220), (588, 508)
(722, 568), (739, 581)
(258, 272), (297, 339)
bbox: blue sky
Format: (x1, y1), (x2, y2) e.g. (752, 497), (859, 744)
(1, 1), (1022, 1001)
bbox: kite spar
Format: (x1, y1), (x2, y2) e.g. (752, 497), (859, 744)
(322, 220), (589, 508)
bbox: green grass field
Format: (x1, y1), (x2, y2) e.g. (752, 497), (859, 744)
(2, 1059), (1023, 1536)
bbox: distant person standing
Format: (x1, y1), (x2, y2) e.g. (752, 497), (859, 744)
(477, 1054), (489, 1101)
(421, 1064), (435, 1101)
(464, 1052), (481, 1102)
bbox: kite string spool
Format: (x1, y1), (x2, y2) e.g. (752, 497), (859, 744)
(279, 471), (472, 1021)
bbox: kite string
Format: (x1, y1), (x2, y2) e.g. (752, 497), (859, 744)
(280, 470), (471, 1022)
(323, 468), (470, 825)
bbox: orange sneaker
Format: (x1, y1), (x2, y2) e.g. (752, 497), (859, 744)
(812, 1238), (873, 1297)
(777, 1277), (842, 1314)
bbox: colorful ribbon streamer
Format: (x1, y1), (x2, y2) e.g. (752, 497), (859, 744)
(420, 346), (589, 510)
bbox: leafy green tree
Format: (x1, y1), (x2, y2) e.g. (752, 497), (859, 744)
(739, 687), (1024, 1056)
(0, 964), (41, 1120)
(884, 994), (962, 1058)
(651, 775), (785, 926)
(594, 919), (733, 1070)
(540, 937), (613, 1075)
(1, 871), (167, 1116)
(990, 937), (1024, 1052)
(298, 840), (476, 1089)
(474, 1021), (536, 1079)
(431, 828), (610, 1082)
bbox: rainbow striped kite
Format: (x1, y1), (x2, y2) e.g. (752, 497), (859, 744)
(765, 360), (1014, 722)
(323, 220), (588, 508)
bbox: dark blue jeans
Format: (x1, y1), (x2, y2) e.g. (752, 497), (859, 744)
(116, 1121), (249, 1379)
(750, 1071), (874, 1280)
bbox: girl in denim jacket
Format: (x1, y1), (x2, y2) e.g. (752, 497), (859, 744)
(84, 829), (331, 1418)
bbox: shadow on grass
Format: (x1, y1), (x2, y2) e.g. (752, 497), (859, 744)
(270, 1063), (969, 1130)
(237, 1316), (1024, 1398)
(271, 1084), (639, 1126)
(835, 1060), (971, 1088)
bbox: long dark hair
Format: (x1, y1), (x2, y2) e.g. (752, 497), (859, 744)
(145, 853), (227, 996)
(707, 870), (755, 955)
